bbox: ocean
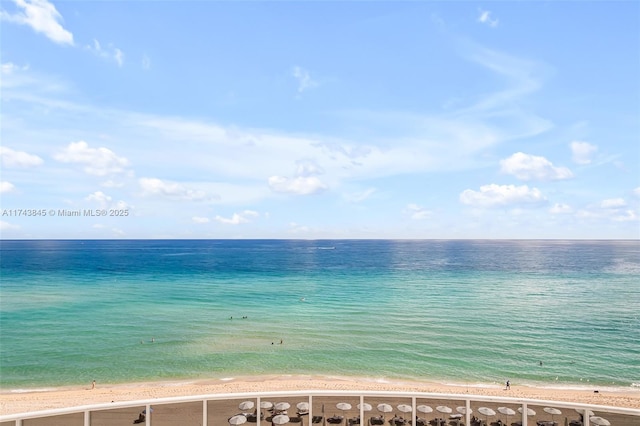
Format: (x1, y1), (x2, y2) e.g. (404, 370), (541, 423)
(0, 239), (638, 391)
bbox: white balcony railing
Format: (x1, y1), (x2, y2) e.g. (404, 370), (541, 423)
(1, 390), (638, 426)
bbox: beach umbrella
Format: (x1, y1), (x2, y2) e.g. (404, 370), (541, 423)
(397, 404), (412, 415)
(240, 401), (256, 411)
(297, 402), (310, 413)
(377, 404), (393, 414)
(456, 407), (471, 415)
(377, 403), (393, 421)
(575, 409), (594, 420)
(261, 402), (274, 410)
(273, 415), (291, 425)
(478, 407), (496, 425)
(230, 415), (248, 425)
(436, 406), (452, 415)
(337, 403), (352, 411)
(436, 406), (452, 426)
(517, 407), (536, 417)
(357, 403), (373, 412)
(589, 417), (610, 426)
(276, 402), (292, 412)
(498, 407), (515, 425)
(417, 405), (433, 414)
(543, 407), (562, 422)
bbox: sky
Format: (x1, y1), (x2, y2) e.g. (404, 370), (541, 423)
(1, 0), (639, 240)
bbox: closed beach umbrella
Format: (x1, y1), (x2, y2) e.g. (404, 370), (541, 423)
(517, 408), (535, 417)
(230, 415), (248, 425)
(589, 417), (610, 426)
(543, 408), (562, 422)
(273, 415), (291, 425)
(240, 401), (256, 411)
(498, 407), (515, 425)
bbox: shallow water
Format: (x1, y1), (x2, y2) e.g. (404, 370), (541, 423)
(1, 239), (638, 390)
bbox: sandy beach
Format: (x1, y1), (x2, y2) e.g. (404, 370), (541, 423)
(2, 375), (639, 416)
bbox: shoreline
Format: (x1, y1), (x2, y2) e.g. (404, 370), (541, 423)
(2, 375), (640, 415)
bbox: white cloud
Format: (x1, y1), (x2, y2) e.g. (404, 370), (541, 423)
(460, 184), (547, 208)
(500, 152), (573, 181)
(214, 210), (259, 225)
(343, 187), (376, 203)
(0, 181), (16, 193)
(600, 198), (626, 209)
(0, 146), (44, 167)
(292, 66), (318, 93)
(54, 141), (130, 176)
(405, 203), (431, 220)
(85, 39), (124, 67)
(571, 141), (598, 165)
(192, 216), (210, 224)
(477, 9), (499, 28)
(0, 220), (20, 231)
(0, 0), (74, 45)
(549, 203), (572, 214)
(85, 191), (112, 208)
(138, 177), (207, 201)
(634, 187), (640, 198)
(268, 175), (328, 195)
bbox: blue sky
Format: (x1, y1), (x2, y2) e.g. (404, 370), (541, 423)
(1, 0), (639, 239)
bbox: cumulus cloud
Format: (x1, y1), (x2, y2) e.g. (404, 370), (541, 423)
(477, 9), (499, 28)
(0, 146), (44, 167)
(500, 152), (573, 181)
(460, 184), (547, 208)
(0, 181), (16, 193)
(405, 203), (431, 220)
(214, 210), (259, 225)
(85, 39), (124, 67)
(571, 141), (597, 165)
(54, 141), (130, 176)
(138, 177), (207, 201)
(292, 66), (318, 93)
(0, 0), (74, 45)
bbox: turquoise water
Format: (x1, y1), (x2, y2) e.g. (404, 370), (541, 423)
(1, 240), (639, 390)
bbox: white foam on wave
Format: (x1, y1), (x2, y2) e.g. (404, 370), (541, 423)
(9, 388), (57, 393)
(220, 377), (235, 381)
